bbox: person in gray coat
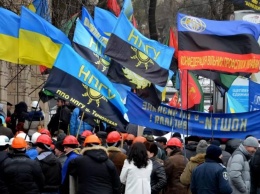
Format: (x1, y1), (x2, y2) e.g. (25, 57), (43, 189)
(227, 136), (259, 194)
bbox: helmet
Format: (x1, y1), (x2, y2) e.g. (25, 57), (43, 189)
(133, 136), (147, 144)
(31, 101), (39, 110)
(126, 134), (135, 141)
(63, 135), (79, 145)
(36, 134), (52, 146)
(0, 135), (10, 146)
(39, 128), (51, 137)
(9, 138), (14, 145)
(16, 132), (30, 142)
(167, 138), (182, 148)
(31, 132), (41, 144)
(84, 135), (101, 146)
(81, 130), (93, 138)
(121, 133), (128, 141)
(12, 137), (27, 149)
(106, 131), (121, 143)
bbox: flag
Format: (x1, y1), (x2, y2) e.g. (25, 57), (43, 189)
(105, 12), (174, 90)
(73, 20), (110, 74)
(226, 93), (247, 113)
(60, 12), (79, 36)
(122, 0), (134, 20)
(28, 0), (51, 22)
(169, 93), (180, 108)
(249, 79), (260, 111)
(94, 7), (117, 37)
(107, 0), (121, 17)
(0, 8), (19, 64)
(19, 7), (71, 68)
(81, 7), (108, 47)
(231, 0), (260, 12)
(51, 44), (127, 115)
(177, 13), (260, 73)
(180, 70), (204, 111)
(169, 27), (178, 58)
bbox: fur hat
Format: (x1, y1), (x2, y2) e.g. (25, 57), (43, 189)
(196, 140), (208, 154)
(243, 137), (259, 148)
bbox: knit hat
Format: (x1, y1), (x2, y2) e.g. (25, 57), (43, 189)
(210, 140), (221, 147)
(196, 140), (208, 154)
(243, 136), (259, 148)
(206, 145), (222, 160)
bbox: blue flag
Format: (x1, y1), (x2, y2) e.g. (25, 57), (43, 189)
(249, 80), (260, 111)
(54, 44), (127, 115)
(226, 93), (247, 113)
(122, 0), (134, 20)
(29, 0), (51, 22)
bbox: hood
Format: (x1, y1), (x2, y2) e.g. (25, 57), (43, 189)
(190, 153), (206, 164)
(107, 146), (121, 152)
(37, 151), (58, 165)
(238, 144), (252, 159)
(185, 142), (198, 151)
(81, 146), (108, 162)
(15, 102), (28, 113)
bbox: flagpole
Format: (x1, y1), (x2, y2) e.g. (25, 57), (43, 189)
(186, 70), (189, 137)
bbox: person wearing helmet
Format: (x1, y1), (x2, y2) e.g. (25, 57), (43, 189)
(124, 134), (135, 154)
(78, 130), (93, 148)
(35, 134), (61, 194)
(4, 137), (44, 194)
(67, 134), (121, 194)
(133, 136), (147, 144)
(16, 132), (31, 150)
(39, 128), (51, 137)
(0, 135), (11, 193)
(0, 117), (13, 139)
(164, 137), (188, 194)
(26, 131), (41, 159)
(24, 101), (45, 137)
(60, 135), (80, 194)
(106, 131), (127, 175)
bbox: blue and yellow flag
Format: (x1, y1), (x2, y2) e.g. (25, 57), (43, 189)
(122, 0), (134, 20)
(19, 7), (71, 68)
(226, 93), (246, 113)
(53, 44), (127, 115)
(28, 0), (51, 22)
(73, 20), (111, 74)
(105, 12), (174, 89)
(0, 8), (19, 63)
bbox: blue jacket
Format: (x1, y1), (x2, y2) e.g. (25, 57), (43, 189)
(191, 158), (232, 194)
(61, 151), (79, 183)
(26, 147), (38, 160)
(69, 108), (92, 136)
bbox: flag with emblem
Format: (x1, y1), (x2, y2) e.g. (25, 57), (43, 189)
(177, 13), (260, 73)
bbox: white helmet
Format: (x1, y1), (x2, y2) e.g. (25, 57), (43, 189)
(31, 101), (40, 110)
(9, 137), (14, 145)
(31, 132), (41, 144)
(0, 135), (10, 146)
(16, 133), (30, 142)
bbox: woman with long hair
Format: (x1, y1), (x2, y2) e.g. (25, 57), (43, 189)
(120, 142), (153, 194)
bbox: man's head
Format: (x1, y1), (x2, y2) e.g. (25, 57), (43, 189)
(243, 136), (259, 155)
(7, 102), (12, 111)
(155, 136), (167, 148)
(56, 98), (66, 107)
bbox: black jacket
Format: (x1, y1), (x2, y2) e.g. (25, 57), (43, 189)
(69, 146), (121, 194)
(150, 157), (167, 194)
(36, 151), (62, 192)
(4, 153), (44, 194)
(191, 158), (232, 194)
(185, 142), (198, 160)
(250, 149), (260, 194)
(0, 151), (11, 194)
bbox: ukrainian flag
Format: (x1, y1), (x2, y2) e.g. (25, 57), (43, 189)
(19, 7), (71, 68)
(0, 8), (19, 64)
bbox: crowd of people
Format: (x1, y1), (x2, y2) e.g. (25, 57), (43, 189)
(0, 100), (260, 194)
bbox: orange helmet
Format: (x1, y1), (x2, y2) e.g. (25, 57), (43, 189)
(36, 134), (52, 146)
(39, 128), (51, 137)
(107, 131), (121, 143)
(133, 136), (147, 144)
(81, 130), (93, 138)
(84, 135), (101, 146)
(63, 135), (79, 145)
(167, 138), (182, 148)
(121, 133), (128, 141)
(126, 134), (135, 141)
(12, 137), (27, 149)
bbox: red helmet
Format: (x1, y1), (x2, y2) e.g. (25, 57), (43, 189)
(39, 128), (51, 137)
(36, 134), (52, 146)
(63, 135), (79, 145)
(133, 136), (147, 144)
(126, 134), (135, 141)
(167, 138), (182, 148)
(81, 130), (93, 138)
(106, 131), (121, 143)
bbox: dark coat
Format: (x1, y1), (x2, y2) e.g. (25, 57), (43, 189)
(185, 142), (198, 160)
(250, 149), (260, 194)
(150, 157), (167, 194)
(68, 146), (121, 194)
(191, 158), (232, 194)
(0, 151), (11, 194)
(36, 151), (61, 193)
(107, 146), (127, 175)
(0, 125), (14, 139)
(10, 102), (28, 133)
(164, 151), (189, 194)
(4, 153), (44, 194)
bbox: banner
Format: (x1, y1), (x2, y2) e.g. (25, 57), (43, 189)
(126, 92), (260, 139)
(232, 0), (260, 12)
(249, 79), (260, 111)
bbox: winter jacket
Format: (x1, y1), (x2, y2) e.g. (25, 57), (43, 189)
(0, 151), (11, 194)
(69, 146), (121, 194)
(222, 150), (231, 167)
(24, 110), (44, 136)
(227, 144), (251, 194)
(36, 151), (61, 193)
(107, 146), (127, 175)
(184, 142), (198, 160)
(164, 151), (189, 194)
(150, 157), (167, 194)
(250, 149), (260, 194)
(69, 108), (92, 136)
(4, 153), (44, 194)
(10, 102), (28, 134)
(180, 153), (206, 194)
(190, 158), (232, 194)
(120, 159), (153, 194)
